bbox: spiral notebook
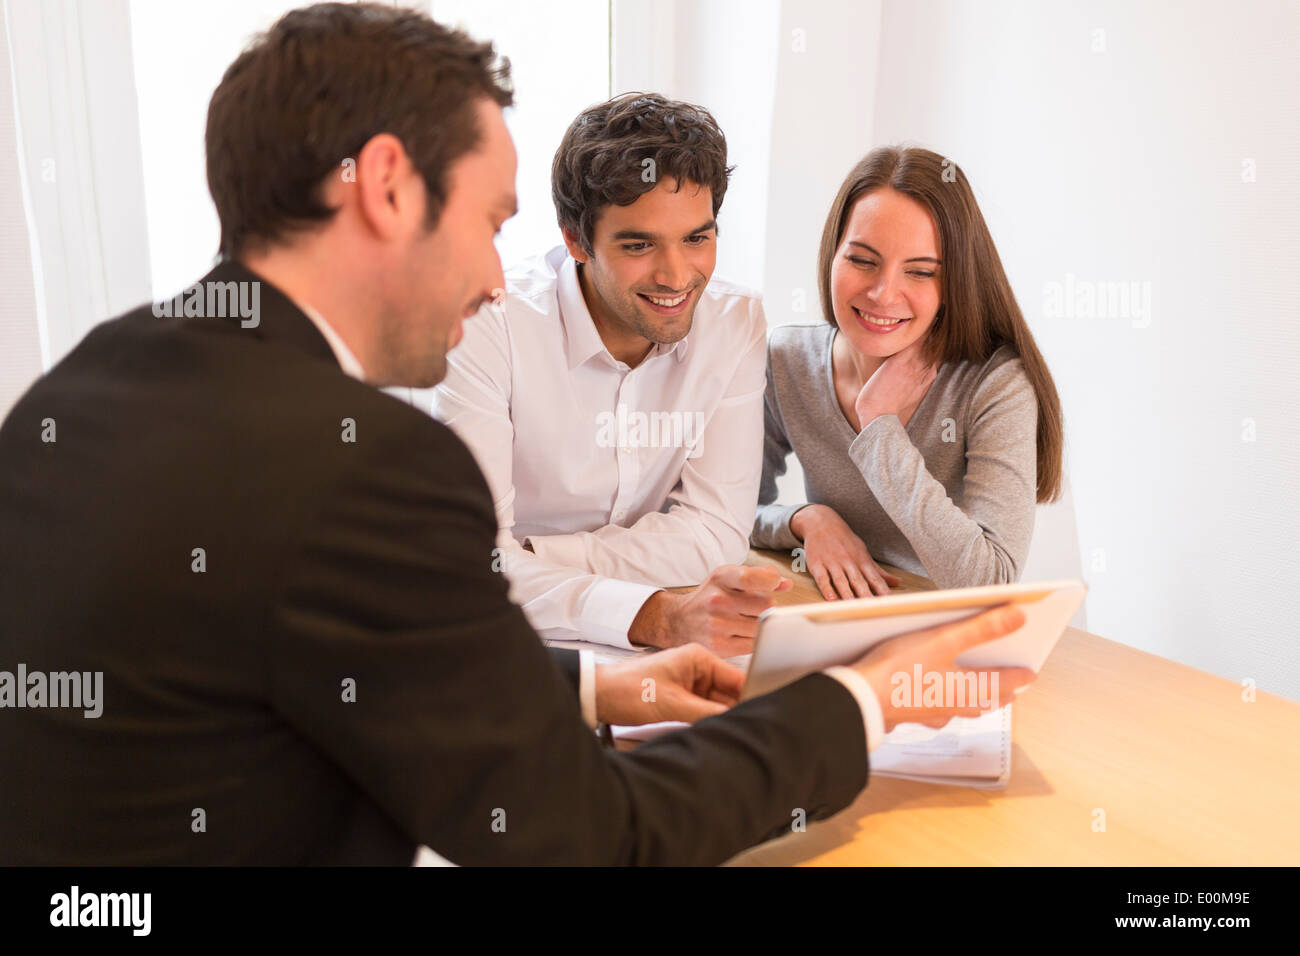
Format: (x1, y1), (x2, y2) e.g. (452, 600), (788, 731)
(610, 699), (1012, 789)
(867, 703), (1012, 789)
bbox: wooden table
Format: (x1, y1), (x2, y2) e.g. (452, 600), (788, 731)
(721, 550), (1300, 865)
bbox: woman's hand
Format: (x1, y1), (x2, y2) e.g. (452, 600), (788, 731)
(790, 504), (901, 600)
(854, 339), (938, 430)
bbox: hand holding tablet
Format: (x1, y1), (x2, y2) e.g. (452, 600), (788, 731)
(742, 580), (1087, 733)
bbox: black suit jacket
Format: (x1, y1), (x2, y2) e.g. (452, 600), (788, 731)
(0, 261), (867, 865)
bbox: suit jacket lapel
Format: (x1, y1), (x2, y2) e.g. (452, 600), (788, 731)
(194, 259), (339, 369)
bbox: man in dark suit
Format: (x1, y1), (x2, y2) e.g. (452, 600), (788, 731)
(0, 3), (1030, 865)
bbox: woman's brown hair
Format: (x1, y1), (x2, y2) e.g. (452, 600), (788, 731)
(817, 146), (1064, 503)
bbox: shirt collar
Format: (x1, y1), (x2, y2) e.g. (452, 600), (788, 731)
(555, 252), (690, 371)
(293, 298), (366, 381)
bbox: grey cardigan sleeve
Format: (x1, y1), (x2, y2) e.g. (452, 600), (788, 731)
(846, 358), (1039, 589)
(750, 344), (805, 552)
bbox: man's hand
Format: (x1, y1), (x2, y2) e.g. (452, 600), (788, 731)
(790, 504), (901, 599)
(627, 565), (793, 656)
(854, 339), (937, 429)
(595, 644), (745, 725)
(852, 605), (1036, 732)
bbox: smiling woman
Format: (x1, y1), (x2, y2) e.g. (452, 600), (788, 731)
(752, 145), (1065, 596)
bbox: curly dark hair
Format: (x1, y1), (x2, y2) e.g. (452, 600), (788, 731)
(206, 2), (513, 259)
(551, 92), (733, 253)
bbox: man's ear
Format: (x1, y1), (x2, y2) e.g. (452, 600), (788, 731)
(353, 132), (423, 241)
(560, 226), (590, 264)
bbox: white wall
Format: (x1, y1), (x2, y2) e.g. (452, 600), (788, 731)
(760, 0), (884, 515)
(433, 0), (609, 266)
(131, 0), (303, 298)
(131, 0), (610, 300)
(612, 0), (782, 296)
(761, 0), (882, 325)
(869, 0), (1300, 699)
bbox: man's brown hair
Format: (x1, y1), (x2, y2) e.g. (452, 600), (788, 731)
(551, 92), (733, 254)
(206, 2), (513, 259)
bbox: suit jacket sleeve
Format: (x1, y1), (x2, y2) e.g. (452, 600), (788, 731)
(548, 648), (581, 698)
(264, 412), (868, 865)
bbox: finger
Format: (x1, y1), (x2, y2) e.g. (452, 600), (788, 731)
(828, 565), (855, 601)
(843, 565), (874, 599)
(706, 587), (778, 619)
(705, 564), (747, 591)
(709, 564), (777, 592)
(715, 610), (761, 639)
(868, 561), (903, 589)
(667, 691), (730, 724)
(694, 651), (746, 701)
(909, 666), (1035, 722)
(731, 565), (792, 594)
(932, 605), (1027, 659)
(810, 564), (837, 602)
(993, 666), (1036, 706)
(859, 563), (891, 596)
(704, 634), (755, 659)
(706, 687), (741, 707)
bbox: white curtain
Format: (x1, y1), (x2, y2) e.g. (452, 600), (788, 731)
(3, 0), (151, 391)
(0, 0), (42, 415)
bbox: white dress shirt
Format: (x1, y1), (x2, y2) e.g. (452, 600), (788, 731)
(296, 292), (599, 730)
(294, 277), (883, 850)
(298, 299), (366, 381)
(433, 246), (769, 649)
(428, 250), (885, 752)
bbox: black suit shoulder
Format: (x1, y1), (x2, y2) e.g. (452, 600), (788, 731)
(0, 269), (869, 866)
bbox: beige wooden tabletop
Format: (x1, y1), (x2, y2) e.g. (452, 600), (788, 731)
(721, 549), (1300, 865)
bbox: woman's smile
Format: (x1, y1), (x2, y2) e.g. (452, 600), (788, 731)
(853, 306), (912, 334)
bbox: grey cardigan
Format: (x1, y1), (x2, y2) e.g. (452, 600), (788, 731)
(751, 323), (1038, 589)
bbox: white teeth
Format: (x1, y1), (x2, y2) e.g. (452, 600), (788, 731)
(857, 308), (907, 326)
(645, 292), (688, 307)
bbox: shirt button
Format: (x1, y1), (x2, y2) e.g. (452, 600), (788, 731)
(615, 511), (626, 520)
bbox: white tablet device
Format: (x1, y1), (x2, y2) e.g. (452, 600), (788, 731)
(741, 579), (1087, 701)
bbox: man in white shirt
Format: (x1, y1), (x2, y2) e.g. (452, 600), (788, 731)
(434, 93), (791, 653)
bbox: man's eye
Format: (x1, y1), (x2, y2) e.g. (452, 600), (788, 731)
(685, 234), (711, 245)
(622, 243), (649, 253)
